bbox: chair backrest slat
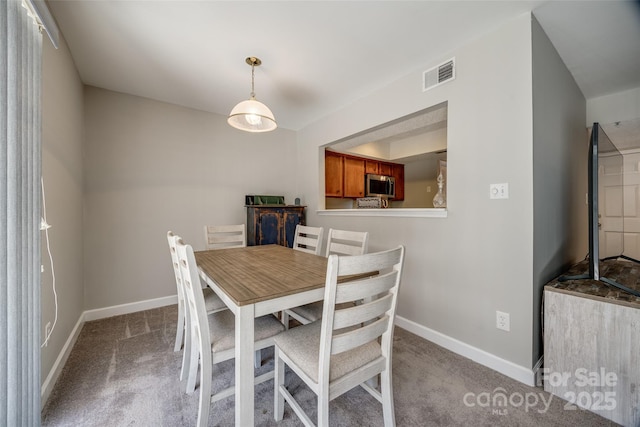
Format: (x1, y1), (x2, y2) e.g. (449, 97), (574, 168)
(333, 294), (393, 330)
(327, 242), (362, 256)
(336, 249), (401, 275)
(167, 231), (183, 299)
(334, 272), (397, 304)
(331, 316), (389, 355)
(325, 229), (368, 257)
(204, 224), (246, 250)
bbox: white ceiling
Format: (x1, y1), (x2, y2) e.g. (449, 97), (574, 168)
(48, 0), (640, 132)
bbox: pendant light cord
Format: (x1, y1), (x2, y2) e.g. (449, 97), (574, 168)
(250, 61), (255, 99)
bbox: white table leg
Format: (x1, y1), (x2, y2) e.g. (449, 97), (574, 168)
(235, 304), (255, 426)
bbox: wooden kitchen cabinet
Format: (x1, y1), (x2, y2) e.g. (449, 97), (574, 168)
(324, 150), (404, 200)
(365, 160), (379, 174)
(379, 162), (393, 176)
(392, 164), (405, 201)
(365, 160), (392, 176)
(246, 205), (305, 248)
(343, 156), (365, 198)
(325, 151), (344, 197)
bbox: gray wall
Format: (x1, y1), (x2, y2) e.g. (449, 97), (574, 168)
(531, 16), (588, 364)
(41, 8), (634, 390)
(41, 35), (85, 384)
(82, 87), (297, 308)
(297, 13), (538, 369)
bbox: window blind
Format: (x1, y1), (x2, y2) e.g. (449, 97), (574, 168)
(1, 0), (43, 424)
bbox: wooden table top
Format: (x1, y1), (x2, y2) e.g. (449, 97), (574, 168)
(194, 244), (328, 306)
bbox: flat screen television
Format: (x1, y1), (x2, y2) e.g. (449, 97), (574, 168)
(559, 123), (640, 297)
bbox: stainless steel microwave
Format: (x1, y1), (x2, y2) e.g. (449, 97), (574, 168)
(365, 174), (395, 198)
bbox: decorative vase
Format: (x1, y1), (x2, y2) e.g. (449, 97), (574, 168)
(432, 172), (446, 208)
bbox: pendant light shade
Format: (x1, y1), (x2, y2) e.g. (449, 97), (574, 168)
(228, 57), (277, 132)
(228, 98), (277, 132)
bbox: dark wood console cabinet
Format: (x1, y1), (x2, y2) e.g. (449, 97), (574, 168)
(246, 205), (305, 248)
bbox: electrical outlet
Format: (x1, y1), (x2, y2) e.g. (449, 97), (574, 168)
(44, 322), (52, 346)
(496, 311), (510, 332)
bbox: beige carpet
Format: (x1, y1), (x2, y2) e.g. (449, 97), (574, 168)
(41, 305), (616, 426)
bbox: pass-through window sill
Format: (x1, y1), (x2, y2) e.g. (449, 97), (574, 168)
(316, 208), (447, 218)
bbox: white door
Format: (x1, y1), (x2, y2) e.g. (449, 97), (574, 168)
(599, 151), (640, 260)
(599, 154), (624, 258)
(621, 152), (640, 260)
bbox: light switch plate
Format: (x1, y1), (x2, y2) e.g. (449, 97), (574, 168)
(490, 183), (509, 199)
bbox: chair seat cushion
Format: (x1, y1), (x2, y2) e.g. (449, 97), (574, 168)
(274, 321), (381, 383)
(289, 301), (323, 322)
(208, 310), (284, 353)
(203, 287), (226, 312)
(289, 301), (355, 323)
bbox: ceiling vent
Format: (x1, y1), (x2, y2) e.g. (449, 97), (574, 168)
(423, 58), (455, 91)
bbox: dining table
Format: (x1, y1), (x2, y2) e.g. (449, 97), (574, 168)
(194, 244), (330, 426)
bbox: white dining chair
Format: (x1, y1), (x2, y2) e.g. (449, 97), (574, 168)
(176, 238), (285, 427)
(204, 224), (268, 370)
(285, 228), (369, 326)
(281, 225), (325, 328)
(291, 224), (324, 255)
(204, 224), (246, 250)
(167, 231), (227, 389)
(274, 245), (405, 426)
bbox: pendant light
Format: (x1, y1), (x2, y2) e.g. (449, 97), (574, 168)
(227, 57), (277, 132)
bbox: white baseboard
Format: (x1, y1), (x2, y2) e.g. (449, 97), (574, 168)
(83, 295), (177, 321)
(41, 295), (178, 407)
(395, 315), (537, 387)
(42, 298), (539, 408)
(40, 314), (84, 408)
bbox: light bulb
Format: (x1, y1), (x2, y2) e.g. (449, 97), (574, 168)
(245, 114), (262, 126)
